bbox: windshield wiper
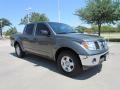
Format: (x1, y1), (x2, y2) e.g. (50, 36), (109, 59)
(69, 32), (77, 33)
(58, 32), (68, 34)
(58, 32), (77, 34)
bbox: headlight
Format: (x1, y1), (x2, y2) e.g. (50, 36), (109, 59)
(81, 41), (96, 50)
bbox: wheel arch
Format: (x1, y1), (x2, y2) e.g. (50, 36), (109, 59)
(14, 40), (24, 51)
(55, 47), (80, 61)
(14, 41), (19, 47)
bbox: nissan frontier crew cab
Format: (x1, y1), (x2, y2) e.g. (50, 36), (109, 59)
(11, 22), (109, 77)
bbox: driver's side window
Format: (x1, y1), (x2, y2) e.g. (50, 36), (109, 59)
(36, 23), (50, 36)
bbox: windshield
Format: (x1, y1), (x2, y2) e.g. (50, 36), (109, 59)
(48, 22), (77, 34)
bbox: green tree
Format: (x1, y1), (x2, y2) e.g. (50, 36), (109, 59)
(91, 24), (98, 33)
(91, 24), (118, 33)
(117, 23), (120, 32)
(75, 25), (87, 33)
(0, 18), (11, 37)
(20, 12), (49, 25)
(5, 27), (17, 36)
(75, 0), (120, 36)
(101, 25), (114, 32)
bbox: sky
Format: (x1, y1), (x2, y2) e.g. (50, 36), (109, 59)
(0, 0), (90, 32)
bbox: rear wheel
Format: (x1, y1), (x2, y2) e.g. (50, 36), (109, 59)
(57, 51), (83, 77)
(15, 44), (25, 58)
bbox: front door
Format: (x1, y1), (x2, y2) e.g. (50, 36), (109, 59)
(34, 23), (54, 58)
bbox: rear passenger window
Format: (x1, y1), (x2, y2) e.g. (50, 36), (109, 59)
(36, 23), (49, 36)
(24, 24), (34, 35)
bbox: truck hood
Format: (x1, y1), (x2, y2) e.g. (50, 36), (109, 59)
(56, 33), (105, 42)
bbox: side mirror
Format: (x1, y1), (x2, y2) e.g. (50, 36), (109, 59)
(41, 30), (50, 36)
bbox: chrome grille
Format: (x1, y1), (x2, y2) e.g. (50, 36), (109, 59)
(94, 41), (100, 49)
(94, 41), (106, 50)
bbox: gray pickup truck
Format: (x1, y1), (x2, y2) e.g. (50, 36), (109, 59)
(11, 22), (109, 76)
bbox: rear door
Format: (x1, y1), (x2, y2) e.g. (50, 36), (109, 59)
(22, 24), (35, 52)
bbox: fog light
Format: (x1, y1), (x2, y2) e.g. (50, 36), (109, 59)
(92, 58), (96, 64)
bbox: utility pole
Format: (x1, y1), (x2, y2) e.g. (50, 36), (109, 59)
(25, 7), (32, 24)
(0, 20), (2, 38)
(58, 0), (61, 22)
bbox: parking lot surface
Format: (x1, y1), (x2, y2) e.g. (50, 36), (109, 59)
(0, 40), (120, 90)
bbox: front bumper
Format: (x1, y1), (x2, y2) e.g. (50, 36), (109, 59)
(79, 51), (108, 70)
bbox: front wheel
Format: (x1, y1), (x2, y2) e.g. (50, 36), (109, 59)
(57, 51), (83, 77)
(15, 44), (25, 58)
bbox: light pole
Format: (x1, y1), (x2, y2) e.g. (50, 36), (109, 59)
(58, 0), (61, 22)
(0, 20), (3, 38)
(25, 7), (32, 24)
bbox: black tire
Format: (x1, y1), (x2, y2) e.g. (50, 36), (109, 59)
(57, 50), (83, 77)
(15, 44), (25, 58)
